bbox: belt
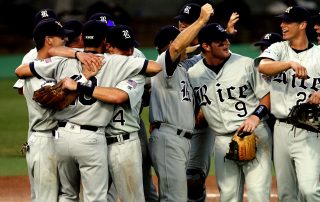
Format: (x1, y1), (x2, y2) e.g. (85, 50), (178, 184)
(58, 122), (98, 132)
(106, 133), (130, 145)
(152, 122), (192, 139)
(278, 118), (289, 123)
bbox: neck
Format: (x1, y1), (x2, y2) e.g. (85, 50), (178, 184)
(290, 35), (309, 50)
(205, 53), (230, 66)
(36, 47), (50, 60)
(84, 47), (103, 54)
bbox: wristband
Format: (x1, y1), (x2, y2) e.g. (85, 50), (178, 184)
(252, 104), (268, 119)
(75, 51), (80, 60)
(77, 82), (95, 96)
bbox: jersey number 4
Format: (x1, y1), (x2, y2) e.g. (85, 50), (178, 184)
(112, 110), (125, 125)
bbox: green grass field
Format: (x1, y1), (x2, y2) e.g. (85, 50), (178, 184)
(0, 45), (260, 176)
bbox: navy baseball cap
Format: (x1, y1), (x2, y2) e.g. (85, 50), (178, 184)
(88, 12), (116, 27)
(34, 9), (58, 25)
(82, 20), (108, 45)
(154, 25), (180, 51)
(33, 19), (72, 44)
(63, 20), (83, 42)
(107, 25), (138, 50)
(254, 33), (283, 47)
(276, 6), (310, 23)
(174, 3), (201, 24)
(198, 23), (230, 44)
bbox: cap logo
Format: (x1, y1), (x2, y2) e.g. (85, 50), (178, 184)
(122, 30), (131, 39)
(285, 7), (293, 14)
(85, 36), (94, 39)
(41, 10), (49, 18)
(216, 24), (225, 33)
(264, 33), (271, 40)
(183, 6), (191, 14)
(100, 16), (107, 22)
(55, 21), (63, 28)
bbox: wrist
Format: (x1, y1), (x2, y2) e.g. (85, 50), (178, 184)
(76, 82), (95, 96)
(75, 51), (80, 60)
(252, 104), (268, 120)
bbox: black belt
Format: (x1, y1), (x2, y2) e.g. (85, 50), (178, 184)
(58, 122), (98, 132)
(106, 133), (130, 145)
(152, 122), (192, 139)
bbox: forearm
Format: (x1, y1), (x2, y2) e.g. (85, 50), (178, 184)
(15, 63), (33, 78)
(48, 46), (77, 59)
(259, 59), (291, 76)
(92, 86), (128, 105)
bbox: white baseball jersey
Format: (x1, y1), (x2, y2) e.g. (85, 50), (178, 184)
(149, 50), (201, 131)
(188, 53), (270, 134)
(254, 41), (320, 118)
(30, 53), (148, 127)
(106, 74), (145, 135)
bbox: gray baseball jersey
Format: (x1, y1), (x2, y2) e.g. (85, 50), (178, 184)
(106, 74), (145, 135)
(254, 41), (320, 118)
(149, 51), (201, 130)
(31, 53), (148, 127)
(188, 53), (270, 134)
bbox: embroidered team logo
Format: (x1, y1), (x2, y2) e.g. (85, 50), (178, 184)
(55, 21), (63, 28)
(180, 80), (191, 102)
(122, 30), (131, 39)
(184, 6), (191, 14)
(100, 16), (107, 22)
(285, 7), (293, 13)
(264, 33), (271, 40)
(41, 10), (49, 18)
(193, 85), (211, 106)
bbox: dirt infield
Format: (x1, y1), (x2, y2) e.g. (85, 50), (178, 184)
(0, 176), (278, 202)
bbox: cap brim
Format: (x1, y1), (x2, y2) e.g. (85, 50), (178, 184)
(253, 41), (271, 47)
(63, 29), (74, 36)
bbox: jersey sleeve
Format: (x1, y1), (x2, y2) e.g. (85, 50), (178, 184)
(30, 56), (66, 80)
(254, 42), (282, 66)
(115, 75), (145, 109)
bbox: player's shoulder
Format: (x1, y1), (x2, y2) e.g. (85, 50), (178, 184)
(188, 58), (205, 76)
(229, 52), (253, 64)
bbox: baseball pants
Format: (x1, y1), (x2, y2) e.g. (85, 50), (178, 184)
(107, 132), (145, 202)
(273, 120), (320, 202)
(149, 124), (192, 202)
(214, 122), (272, 202)
(26, 130), (58, 202)
(55, 122), (108, 202)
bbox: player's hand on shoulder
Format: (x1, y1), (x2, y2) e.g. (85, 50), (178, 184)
(77, 52), (103, 71)
(62, 77), (77, 91)
(308, 92), (320, 104)
(289, 61), (308, 79)
(237, 115), (260, 133)
(199, 3), (214, 23)
(82, 62), (100, 79)
(226, 12), (239, 35)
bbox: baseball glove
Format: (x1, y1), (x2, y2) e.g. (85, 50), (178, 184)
(33, 80), (78, 110)
(225, 131), (257, 162)
(287, 103), (320, 133)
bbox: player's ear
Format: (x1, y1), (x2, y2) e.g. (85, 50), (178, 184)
(45, 36), (53, 46)
(299, 21), (307, 29)
(201, 43), (210, 51)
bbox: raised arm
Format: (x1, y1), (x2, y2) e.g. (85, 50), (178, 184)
(226, 12), (239, 35)
(169, 3), (213, 62)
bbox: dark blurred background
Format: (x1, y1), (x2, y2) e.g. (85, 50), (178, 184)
(0, 0), (319, 54)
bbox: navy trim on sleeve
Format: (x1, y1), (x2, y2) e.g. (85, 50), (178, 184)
(139, 59), (148, 75)
(29, 62), (42, 79)
(165, 50), (180, 76)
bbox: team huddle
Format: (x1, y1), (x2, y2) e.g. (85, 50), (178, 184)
(13, 2), (320, 202)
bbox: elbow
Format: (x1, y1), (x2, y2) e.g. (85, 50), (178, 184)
(15, 68), (24, 79)
(113, 93), (129, 105)
(146, 62), (162, 76)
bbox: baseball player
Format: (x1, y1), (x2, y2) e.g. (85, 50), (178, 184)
(90, 12), (159, 201)
(103, 25), (146, 202)
(188, 23), (272, 202)
(63, 19), (84, 49)
(255, 6), (320, 201)
(18, 18), (71, 202)
(149, 4), (213, 201)
(13, 8), (58, 95)
(16, 20), (160, 202)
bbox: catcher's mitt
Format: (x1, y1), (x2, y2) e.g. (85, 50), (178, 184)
(287, 103), (320, 133)
(225, 131), (257, 162)
(33, 80), (78, 110)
